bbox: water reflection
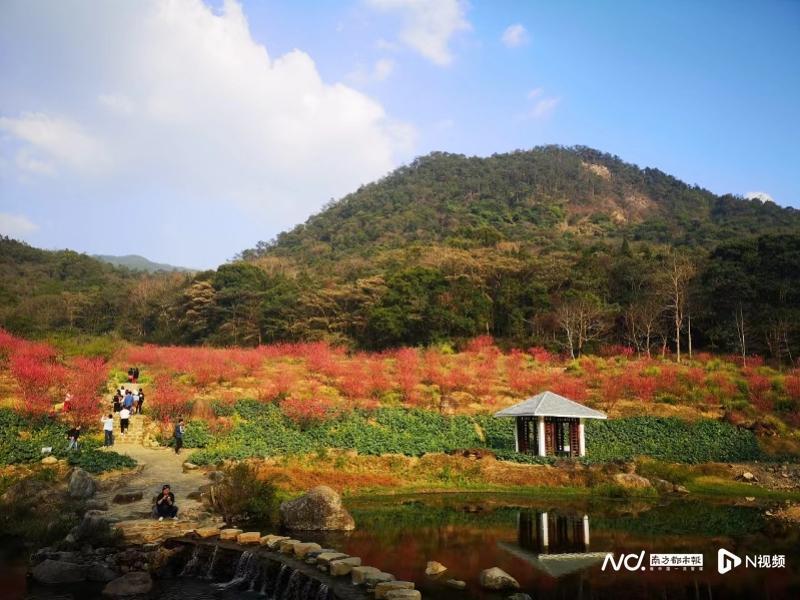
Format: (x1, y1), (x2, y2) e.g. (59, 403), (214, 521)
(499, 510), (608, 578)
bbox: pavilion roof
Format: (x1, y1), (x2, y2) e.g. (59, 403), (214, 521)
(493, 390), (607, 419)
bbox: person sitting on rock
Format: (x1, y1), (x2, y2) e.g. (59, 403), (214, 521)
(155, 484), (178, 521)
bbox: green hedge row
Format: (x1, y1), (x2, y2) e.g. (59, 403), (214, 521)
(0, 409), (137, 473)
(188, 402), (763, 465)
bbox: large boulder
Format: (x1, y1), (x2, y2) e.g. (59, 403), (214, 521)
(479, 567), (519, 590)
(73, 511), (113, 543)
(2, 477), (59, 505)
(31, 559), (88, 584)
(69, 468), (96, 499)
(279, 486), (355, 531)
(102, 571), (153, 597)
(86, 563), (119, 582)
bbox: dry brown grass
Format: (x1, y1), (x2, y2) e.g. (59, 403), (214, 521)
(246, 451), (586, 494)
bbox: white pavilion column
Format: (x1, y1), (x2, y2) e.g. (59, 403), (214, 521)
(540, 512), (549, 549)
(578, 418), (586, 457)
(537, 416), (546, 457)
(513, 418), (519, 452)
(582, 514), (590, 548)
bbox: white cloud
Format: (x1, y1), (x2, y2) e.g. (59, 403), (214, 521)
(501, 24), (528, 48)
(527, 87), (543, 99)
(530, 97), (560, 119)
(366, 0), (470, 66)
(0, 213), (39, 238)
(374, 58), (395, 81)
(0, 0), (414, 228)
(349, 58), (395, 84)
(745, 191), (774, 203)
(98, 93), (135, 115)
(0, 112), (107, 173)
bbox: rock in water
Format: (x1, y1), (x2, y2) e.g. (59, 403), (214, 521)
(31, 559), (87, 584)
(69, 468), (96, 499)
(426, 560), (448, 575)
(102, 571), (153, 596)
(86, 563), (119, 582)
(279, 486), (355, 530)
(479, 567), (519, 590)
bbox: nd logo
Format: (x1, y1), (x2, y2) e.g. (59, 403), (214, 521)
(601, 551), (646, 571)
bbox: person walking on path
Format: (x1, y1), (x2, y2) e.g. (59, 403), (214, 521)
(173, 418), (185, 454)
(66, 425), (81, 451)
(123, 390), (135, 413)
(101, 414), (114, 446)
(120, 406), (131, 436)
(155, 484), (178, 521)
(136, 388), (145, 415)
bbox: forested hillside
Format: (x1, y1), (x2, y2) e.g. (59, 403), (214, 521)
(243, 146), (799, 263)
(1, 146), (798, 359)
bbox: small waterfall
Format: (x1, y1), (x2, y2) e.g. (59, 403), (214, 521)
(271, 564), (291, 599)
(280, 570), (303, 600)
(315, 583), (332, 600)
(204, 545), (220, 580)
(213, 550), (256, 591)
(315, 583), (328, 600)
(179, 546), (202, 577)
(300, 577), (315, 600)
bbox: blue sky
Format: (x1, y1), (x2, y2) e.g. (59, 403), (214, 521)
(1, 0), (798, 268)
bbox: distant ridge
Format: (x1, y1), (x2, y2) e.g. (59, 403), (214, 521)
(93, 254), (193, 273)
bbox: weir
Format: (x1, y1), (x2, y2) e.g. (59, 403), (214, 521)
(164, 538), (369, 600)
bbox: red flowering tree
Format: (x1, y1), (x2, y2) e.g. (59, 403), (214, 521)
(150, 376), (191, 422)
(65, 357), (108, 426)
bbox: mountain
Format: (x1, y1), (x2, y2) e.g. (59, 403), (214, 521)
(242, 145), (798, 266)
(93, 254), (193, 273)
(1, 146), (798, 357)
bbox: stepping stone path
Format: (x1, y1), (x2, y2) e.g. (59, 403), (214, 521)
(182, 527), (423, 598)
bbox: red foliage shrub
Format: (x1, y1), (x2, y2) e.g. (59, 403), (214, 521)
(786, 374), (800, 402)
(599, 344), (635, 359)
(150, 376), (191, 422)
(550, 377), (588, 401)
(280, 394), (336, 428)
(66, 357), (108, 426)
(746, 371), (773, 411)
(395, 348), (421, 404)
(9, 339), (66, 416)
(528, 347), (553, 363)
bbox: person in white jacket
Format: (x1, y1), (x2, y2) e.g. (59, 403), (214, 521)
(101, 414), (114, 446)
(120, 407), (131, 435)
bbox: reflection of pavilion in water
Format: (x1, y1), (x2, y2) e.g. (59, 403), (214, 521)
(498, 511), (608, 578)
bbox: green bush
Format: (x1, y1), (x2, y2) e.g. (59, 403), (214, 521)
(68, 449), (137, 474)
(0, 408), (136, 473)
(208, 463), (282, 526)
(585, 417), (761, 463)
(210, 400), (236, 417)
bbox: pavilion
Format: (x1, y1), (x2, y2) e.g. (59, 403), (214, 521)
(493, 390), (607, 457)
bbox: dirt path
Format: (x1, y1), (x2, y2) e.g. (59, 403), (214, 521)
(97, 382), (211, 522)
(96, 444), (210, 522)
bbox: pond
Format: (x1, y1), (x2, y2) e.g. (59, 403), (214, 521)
(14, 493), (800, 600)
